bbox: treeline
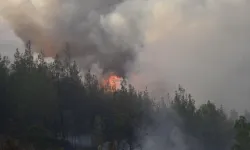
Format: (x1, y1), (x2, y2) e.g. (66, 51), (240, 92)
(0, 42), (249, 150)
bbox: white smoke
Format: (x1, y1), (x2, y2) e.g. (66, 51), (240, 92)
(135, 107), (204, 150)
(102, 0), (250, 112)
(0, 0), (250, 112)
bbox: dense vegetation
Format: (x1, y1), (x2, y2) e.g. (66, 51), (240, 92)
(0, 42), (249, 150)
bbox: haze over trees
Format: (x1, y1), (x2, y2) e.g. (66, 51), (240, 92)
(0, 42), (249, 150)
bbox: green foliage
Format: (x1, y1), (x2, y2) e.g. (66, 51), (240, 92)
(233, 116), (250, 150)
(0, 43), (249, 150)
(0, 54), (10, 133)
(171, 86), (234, 150)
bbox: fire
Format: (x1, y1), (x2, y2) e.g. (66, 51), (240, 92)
(102, 74), (122, 92)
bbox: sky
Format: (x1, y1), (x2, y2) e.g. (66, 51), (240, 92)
(0, 0), (250, 113)
(0, 18), (22, 58)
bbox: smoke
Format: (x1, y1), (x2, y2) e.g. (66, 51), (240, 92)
(0, 0), (140, 77)
(110, 0), (250, 112)
(0, 1), (248, 149)
(135, 107), (204, 150)
(1, 0), (250, 111)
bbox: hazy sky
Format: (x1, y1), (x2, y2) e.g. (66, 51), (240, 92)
(0, 18), (22, 58)
(0, 0), (250, 113)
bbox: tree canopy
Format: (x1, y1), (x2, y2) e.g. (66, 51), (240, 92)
(0, 43), (249, 150)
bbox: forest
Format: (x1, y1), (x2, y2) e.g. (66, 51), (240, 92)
(0, 42), (249, 150)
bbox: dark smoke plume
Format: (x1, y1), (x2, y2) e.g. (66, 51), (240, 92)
(1, 0), (250, 112)
(0, 0), (141, 77)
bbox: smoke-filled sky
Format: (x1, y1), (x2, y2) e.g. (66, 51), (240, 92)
(0, 0), (250, 112)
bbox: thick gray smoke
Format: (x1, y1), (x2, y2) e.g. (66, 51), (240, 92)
(0, 0), (142, 77)
(0, 0), (249, 149)
(1, 0), (250, 112)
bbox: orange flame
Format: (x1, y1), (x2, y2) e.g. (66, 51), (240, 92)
(102, 74), (122, 92)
